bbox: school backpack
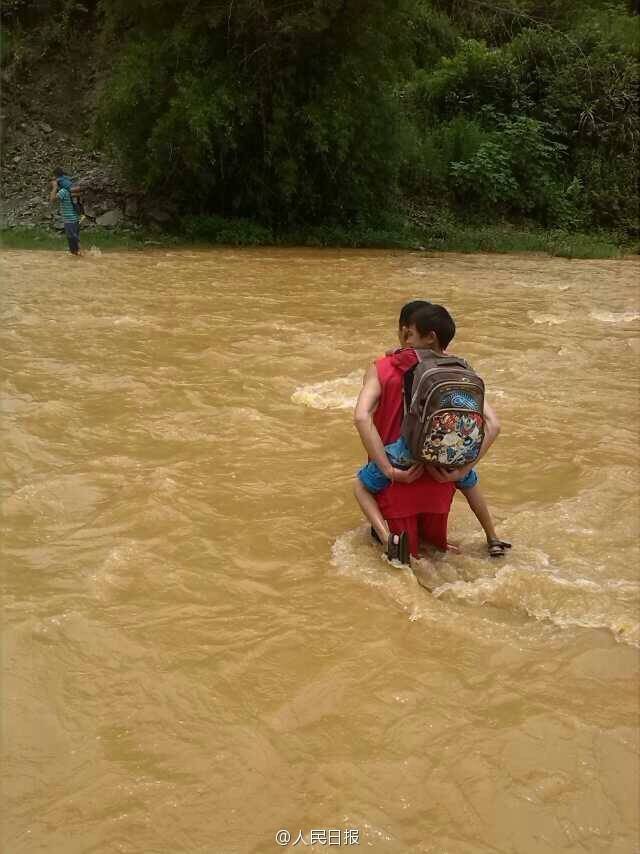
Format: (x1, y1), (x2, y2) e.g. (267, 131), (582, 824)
(401, 349), (485, 468)
(68, 190), (82, 218)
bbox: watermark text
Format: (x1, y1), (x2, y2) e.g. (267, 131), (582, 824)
(275, 828), (360, 846)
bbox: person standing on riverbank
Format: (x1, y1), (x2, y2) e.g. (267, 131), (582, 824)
(49, 168), (81, 255)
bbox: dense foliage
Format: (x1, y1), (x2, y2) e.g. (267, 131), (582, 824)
(4, 0), (639, 235)
(410, 2), (639, 233)
(93, 0), (418, 227)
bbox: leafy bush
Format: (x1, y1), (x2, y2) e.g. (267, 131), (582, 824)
(409, 7), (638, 234)
(450, 141), (517, 206)
(411, 39), (517, 119)
(181, 215), (273, 246)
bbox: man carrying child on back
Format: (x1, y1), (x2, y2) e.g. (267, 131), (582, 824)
(353, 302), (509, 565)
(49, 167), (82, 256)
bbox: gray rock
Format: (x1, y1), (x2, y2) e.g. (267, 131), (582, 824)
(96, 208), (124, 227)
(147, 207), (172, 223)
(125, 197), (140, 216)
(40, 122), (53, 133)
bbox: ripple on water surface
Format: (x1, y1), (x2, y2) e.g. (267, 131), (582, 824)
(2, 248), (639, 854)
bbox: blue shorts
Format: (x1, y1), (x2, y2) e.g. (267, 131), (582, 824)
(358, 436), (478, 494)
(357, 437), (413, 494)
(455, 468), (478, 490)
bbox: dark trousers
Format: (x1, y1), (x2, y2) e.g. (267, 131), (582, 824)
(64, 220), (81, 254)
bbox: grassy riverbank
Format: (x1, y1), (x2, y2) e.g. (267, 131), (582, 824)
(0, 227), (165, 252)
(1, 223), (634, 259)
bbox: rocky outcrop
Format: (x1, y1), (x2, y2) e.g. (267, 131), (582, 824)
(0, 35), (182, 233)
(1, 115), (174, 231)
(95, 207), (124, 227)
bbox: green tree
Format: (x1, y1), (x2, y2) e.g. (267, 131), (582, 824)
(96, 0), (419, 226)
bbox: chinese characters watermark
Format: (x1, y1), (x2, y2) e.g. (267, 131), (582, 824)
(275, 828), (360, 846)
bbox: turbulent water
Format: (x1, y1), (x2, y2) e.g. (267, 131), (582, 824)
(2, 247), (639, 854)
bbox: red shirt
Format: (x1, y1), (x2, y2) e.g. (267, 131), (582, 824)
(373, 350), (455, 525)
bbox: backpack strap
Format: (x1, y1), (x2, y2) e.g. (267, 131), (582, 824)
(68, 187), (82, 216)
(403, 365), (415, 416)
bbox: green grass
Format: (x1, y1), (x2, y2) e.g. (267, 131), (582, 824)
(419, 226), (625, 259)
(1, 223), (629, 259)
(0, 226), (176, 251)
(282, 224), (624, 257)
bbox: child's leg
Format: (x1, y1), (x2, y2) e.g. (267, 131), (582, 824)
(459, 483), (499, 543)
(353, 478), (389, 545)
(456, 470), (511, 556)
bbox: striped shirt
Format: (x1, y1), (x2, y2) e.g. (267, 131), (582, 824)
(56, 188), (79, 223)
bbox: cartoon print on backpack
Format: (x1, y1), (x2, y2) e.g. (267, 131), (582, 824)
(402, 350), (485, 469)
(422, 410), (483, 465)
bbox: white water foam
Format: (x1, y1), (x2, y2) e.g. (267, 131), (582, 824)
(291, 371), (363, 410)
(331, 527), (640, 647)
(527, 311), (568, 325)
(113, 315), (145, 326)
(590, 310), (640, 323)
(432, 567), (640, 646)
(331, 527), (433, 622)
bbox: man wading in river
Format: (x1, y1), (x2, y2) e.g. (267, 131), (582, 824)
(353, 304), (501, 565)
(49, 168), (81, 256)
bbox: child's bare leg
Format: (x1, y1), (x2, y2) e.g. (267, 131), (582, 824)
(458, 483), (499, 543)
(353, 478), (389, 544)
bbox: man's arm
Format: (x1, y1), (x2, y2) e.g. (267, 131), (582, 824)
(49, 180), (60, 204)
(353, 364), (422, 484)
(353, 364), (394, 478)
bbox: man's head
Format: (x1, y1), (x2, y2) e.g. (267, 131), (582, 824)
(53, 167), (65, 178)
(398, 299), (431, 345)
(405, 304), (455, 352)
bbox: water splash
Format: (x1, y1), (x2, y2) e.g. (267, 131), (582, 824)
(291, 371), (363, 410)
(527, 311), (568, 325)
(331, 527), (640, 647)
(432, 567), (640, 647)
(590, 310), (640, 323)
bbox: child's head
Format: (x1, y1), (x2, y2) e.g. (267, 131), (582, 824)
(405, 304), (455, 352)
(398, 299), (431, 345)
(52, 167), (73, 191)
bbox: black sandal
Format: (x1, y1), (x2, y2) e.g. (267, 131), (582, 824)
(488, 539), (512, 558)
(387, 531), (410, 566)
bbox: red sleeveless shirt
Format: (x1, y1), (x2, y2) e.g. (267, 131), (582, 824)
(373, 350), (455, 534)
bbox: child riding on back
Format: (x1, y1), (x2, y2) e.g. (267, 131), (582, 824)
(353, 302), (510, 564)
(50, 166), (84, 255)
(55, 171), (74, 192)
(53, 167), (78, 196)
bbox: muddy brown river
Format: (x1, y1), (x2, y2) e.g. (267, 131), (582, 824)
(2, 248), (639, 854)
